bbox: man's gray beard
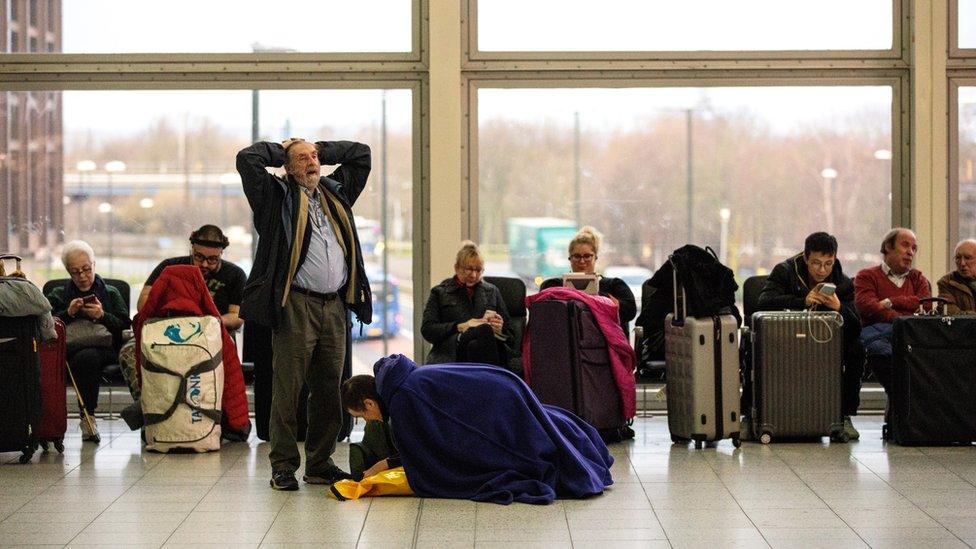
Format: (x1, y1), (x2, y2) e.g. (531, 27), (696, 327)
(296, 172), (320, 189)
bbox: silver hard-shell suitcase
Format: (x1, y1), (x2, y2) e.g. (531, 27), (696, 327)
(664, 268), (741, 449)
(749, 311), (845, 444)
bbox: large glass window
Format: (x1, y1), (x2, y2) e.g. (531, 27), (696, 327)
(478, 86), (893, 291)
(478, 0), (893, 52)
(961, 0), (976, 49)
(960, 87), (976, 241)
(9, 88), (414, 368)
(59, 0), (412, 53)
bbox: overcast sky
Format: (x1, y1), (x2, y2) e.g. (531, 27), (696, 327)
(55, 1), (937, 136)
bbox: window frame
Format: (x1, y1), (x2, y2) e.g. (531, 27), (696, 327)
(464, 0), (907, 66)
(462, 73), (910, 243)
(950, 0), (976, 58)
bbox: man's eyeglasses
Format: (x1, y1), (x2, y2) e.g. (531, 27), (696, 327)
(808, 260), (835, 271)
(68, 264), (93, 277)
(569, 253), (596, 262)
(460, 266), (483, 274)
(192, 252), (221, 266)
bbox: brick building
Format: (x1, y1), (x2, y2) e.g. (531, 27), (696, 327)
(1, 0), (62, 255)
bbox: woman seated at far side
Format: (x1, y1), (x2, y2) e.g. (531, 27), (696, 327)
(540, 226), (637, 336)
(420, 241), (515, 369)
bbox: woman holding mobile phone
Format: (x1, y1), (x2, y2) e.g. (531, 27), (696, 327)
(44, 240), (131, 443)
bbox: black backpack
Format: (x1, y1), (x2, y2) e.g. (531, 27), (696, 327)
(669, 245), (742, 325)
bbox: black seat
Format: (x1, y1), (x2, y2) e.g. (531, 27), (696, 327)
(742, 274), (768, 328)
(483, 276), (527, 375)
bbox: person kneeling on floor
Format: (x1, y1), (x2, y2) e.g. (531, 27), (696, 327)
(753, 232), (863, 441)
(340, 354), (614, 505)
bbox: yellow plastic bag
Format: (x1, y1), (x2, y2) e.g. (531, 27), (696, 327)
(329, 467), (414, 501)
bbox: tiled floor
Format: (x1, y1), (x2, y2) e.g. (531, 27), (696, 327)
(2, 416), (975, 548)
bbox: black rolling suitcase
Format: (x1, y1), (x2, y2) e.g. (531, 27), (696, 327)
(0, 316), (42, 463)
(890, 314), (976, 445)
(527, 299), (633, 442)
(748, 311), (845, 443)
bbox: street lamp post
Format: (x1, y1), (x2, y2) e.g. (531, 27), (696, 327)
(75, 160), (95, 236)
(719, 207), (731, 265)
(104, 160), (126, 276)
(821, 167), (838, 234)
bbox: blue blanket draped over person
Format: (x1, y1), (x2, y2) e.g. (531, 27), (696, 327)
(374, 354), (613, 504)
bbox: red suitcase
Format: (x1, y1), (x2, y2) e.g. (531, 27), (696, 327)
(38, 317), (67, 453)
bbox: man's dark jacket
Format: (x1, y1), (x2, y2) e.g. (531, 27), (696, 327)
(757, 253), (860, 331)
(236, 141), (372, 327)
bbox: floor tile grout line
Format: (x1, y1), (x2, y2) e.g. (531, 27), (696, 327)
(848, 442), (972, 547)
(62, 428), (169, 547)
(410, 497), (423, 548)
(769, 440), (881, 548)
(631, 453), (674, 549)
(158, 442), (251, 548)
(699, 444), (773, 549)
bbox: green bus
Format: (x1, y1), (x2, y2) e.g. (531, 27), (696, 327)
(507, 217), (577, 283)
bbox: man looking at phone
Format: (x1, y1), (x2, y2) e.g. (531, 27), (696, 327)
(854, 228), (932, 395)
(757, 232), (863, 439)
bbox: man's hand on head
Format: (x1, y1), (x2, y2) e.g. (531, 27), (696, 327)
(282, 137), (304, 149)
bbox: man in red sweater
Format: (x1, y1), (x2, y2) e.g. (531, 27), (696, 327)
(854, 228), (932, 393)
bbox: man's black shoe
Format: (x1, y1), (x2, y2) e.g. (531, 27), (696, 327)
(270, 470), (299, 491)
(303, 465), (355, 485)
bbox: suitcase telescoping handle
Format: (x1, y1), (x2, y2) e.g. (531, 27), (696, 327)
(0, 254), (24, 277)
(670, 258), (687, 325)
(916, 296), (950, 316)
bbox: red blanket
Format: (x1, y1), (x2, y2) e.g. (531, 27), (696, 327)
(134, 265), (250, 431)
(522, 287), (637, 419)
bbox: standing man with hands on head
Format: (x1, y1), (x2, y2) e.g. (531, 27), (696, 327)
(237, 135), (372, 491)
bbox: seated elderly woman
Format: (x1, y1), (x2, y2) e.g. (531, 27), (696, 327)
(45, 240), (131, 442)
(340, 354), (614, 504)
(421, 241), (515, 368)
(540, 226), (637, 336)
(938, 239), (976, 314)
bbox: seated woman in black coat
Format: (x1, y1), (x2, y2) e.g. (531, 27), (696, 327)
(540, 226), (637, 336)
(421, 241), (515, 368)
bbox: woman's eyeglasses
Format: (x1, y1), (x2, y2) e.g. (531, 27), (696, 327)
(68, 264), (93, 277)
(569, 253), (596, 261)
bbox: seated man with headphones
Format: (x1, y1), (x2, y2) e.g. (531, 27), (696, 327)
(137, 224), (246, 332)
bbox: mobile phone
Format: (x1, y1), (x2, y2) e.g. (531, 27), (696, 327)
(82, 294), (97, 304)
(818, 283), (836, 296)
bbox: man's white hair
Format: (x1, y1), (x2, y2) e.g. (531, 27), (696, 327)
(954, 238), (976, 256)
(61, 240), (96, 269)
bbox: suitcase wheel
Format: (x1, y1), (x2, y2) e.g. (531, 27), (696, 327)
(759, 432), (772, 445)
(694, 440), (704, 450)
(732, 435), (742, 449)
(670, 435), (687, 444)
(830, 431), (850, 444)
(19, 451), (32, 464)
(54, 439), (65, 453)
(39, 441), (49, 453)
(882, 424), (891, 441)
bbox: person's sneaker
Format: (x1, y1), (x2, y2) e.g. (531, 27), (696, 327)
(303, 465), (354, 485)
(79, 418), (100, 443)
(843, 416), (861, 440)
(270, 470), (299, 491)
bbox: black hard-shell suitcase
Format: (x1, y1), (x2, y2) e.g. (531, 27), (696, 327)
(749, 311), (845, 443)
(527, 299), (633, 442)
(890, 315), (976, 445)
(0, 315), (41, 463)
